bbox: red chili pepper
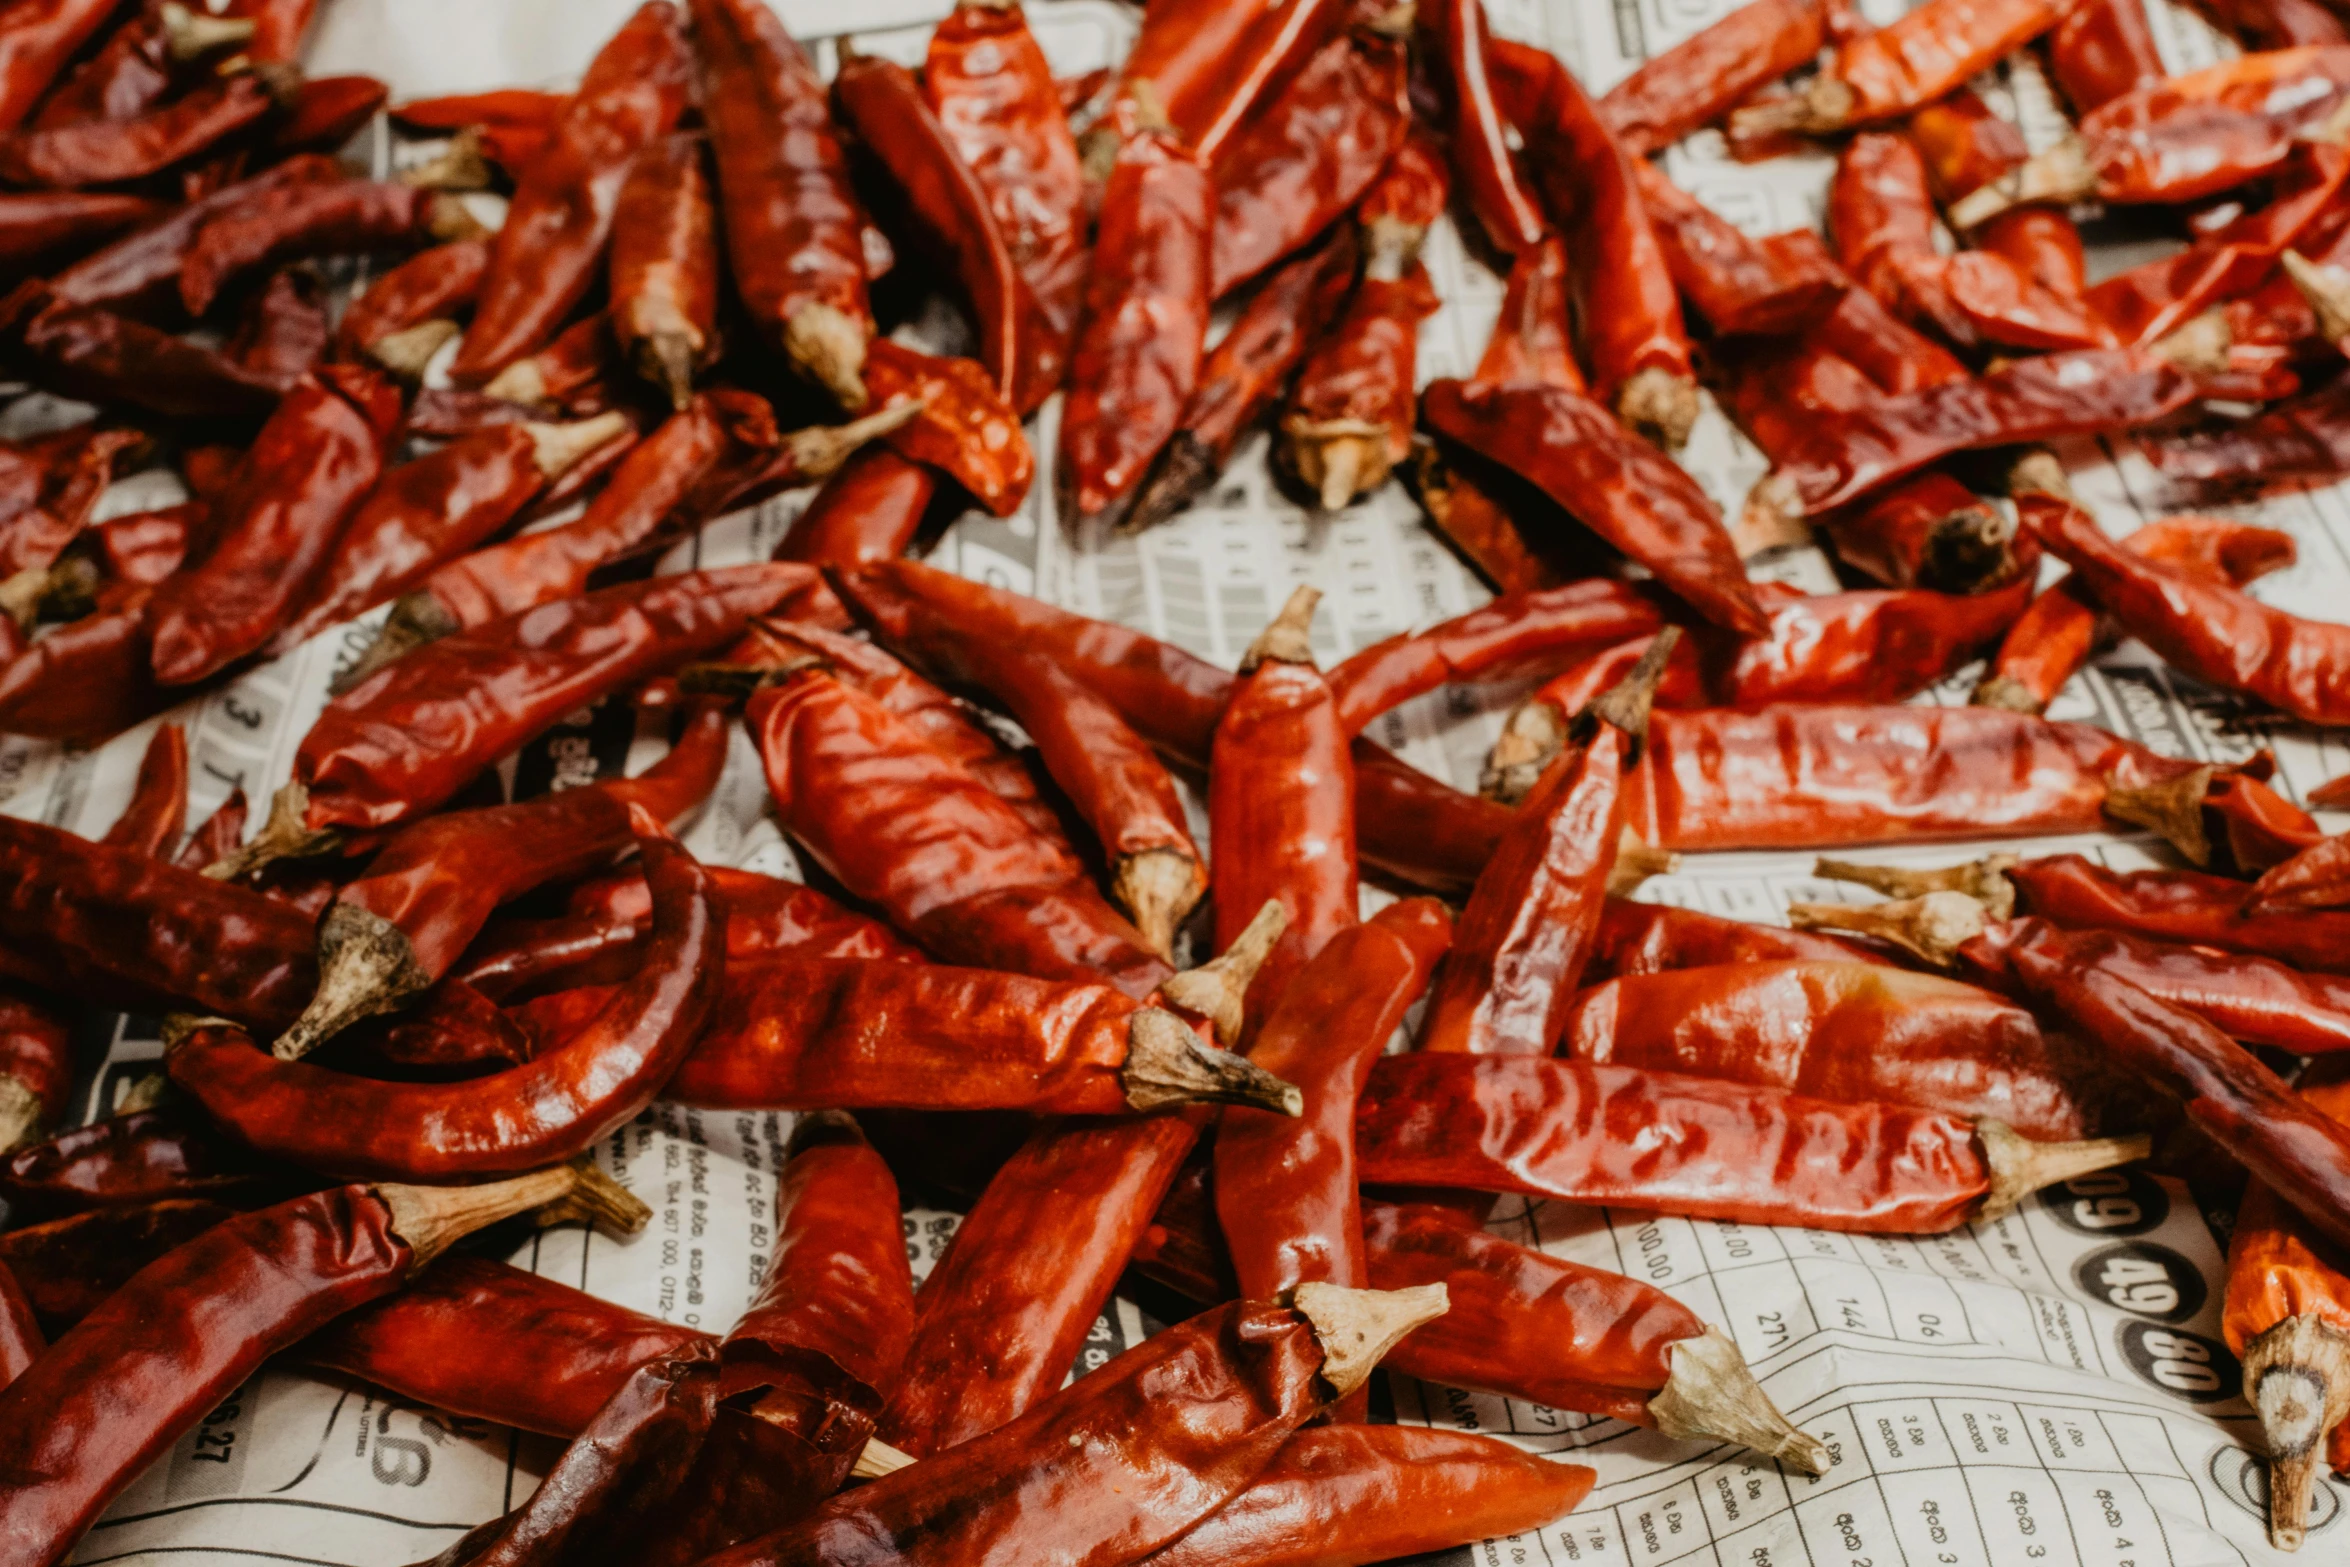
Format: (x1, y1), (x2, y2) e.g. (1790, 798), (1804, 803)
(1589, 897), (1878, 980)
(1059, 95), (1214, 526)
(31, 1), (241, 132)
(48, 152), (340, 316)
(0, 1109), (267, 1221)
(1471, 232), (1584, 391)
(860, 336), (1033, 517)
(0, 984), (70, 1155)
(0, 1200), (246, 1338)
(272, 74), (388, 153)
(771, 447), (934, 568)
(392, 88), (563, 139)
(1363, 1201), (1825, 1469)
(1489, 39), (1697, 448)
(2195, 0), (2349, 50)
(1421, 377), (1769, 635)
(2011, 851), (2350, 972)
(1709, 572), (2038, 706)
(0, 1165), (640, 1567)
(1137, 1425), (1596, 1567)
(1731, 0), (2073, 136)
(299, 563), (820, 832)
(450, 3), (691, 384)
(0, 0), (130, 134)
(0, 69), (280, 190)
(1121, 0), (1348, 163)
(0, 283), (297, 420)
(97, 720), (187, 861)
(330, 239), (484, 365)
(0, 1255), (42, 1388)
(0, 191), (163, 278)
(600, 131), (718, 410)
(1813, 472), (2017, 594)
(1600, 0), (1826, 153)
(144, 364), (401, 686)
(178, 177), (477, 319)
(1633, 161), (1843, 337)
(2048, 0), (2167, 112)
(1420, 0), (1545, 256)
(225, 264), (328, 381)
(1205, 21), (1408, 301)
(469, 309), (617, 412)
(923, 1), (1087, 407)
(2147, 364), (2350, 484)
(693, 0), (873, 409)
(0, 423), (140, 579)
(1357, 1052), (2149, 1233)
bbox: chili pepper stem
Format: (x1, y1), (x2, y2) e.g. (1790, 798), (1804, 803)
(1725, 74), (1856, 140)
(1813, 855), (2019, 920)
(273, 903), (435, 1061)
(376, 1157), (651, 1268)
(1732, 471), (1813, 557)
(852, 1437), (917, 1481)
(1286, 418), (1391, 513)
(1608, 837), (1680, 896)
(1946, 139), (2093, 231)
(1114, 846), (1207, 961)
(1650, 1327), (1828, 1475)
(0, 1073), (38, 1155)
(425, 195), (490, 244)
(333, 590), (462, 695)
(1160, 899), (1289, 1048)
(484, 356), (558, 407)
(524, 411), (633, 479)
(1240, 585), (1322, 672)
(115, 1071), (168, 1114)
(1122, 1009), (1304, 1114)
(1975, 1120), (2152, 1220)
(2283, 251), (2350, 344)
(1124, 433), (1214, 535)
(2150, 312), (2231, 376)
(1292, 1281), (1450, 1397)
(1616, 367), (1699, 453)
(1925, 501), (2022, 591)
(786, 300), (871, 412)
(203, 781), (345, 882)
(2006, 450), (2071, 501)
(2103, 764), (2218, 865)
(1786, 889), (1991, 966)
(1578, 625), (1680, 754)
(2241, 1313), (2350, 1551)
(785, 397), (928, 481)
(1971, 673), (2045, 712)
(367, 318), (461, 382)
(160, 3), (257, 63)
(1485, 698), (1568, 805)
(399, 127), (494, 193)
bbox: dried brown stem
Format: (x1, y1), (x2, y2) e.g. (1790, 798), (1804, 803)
(2005, 449), (2072, 502)
(851, 1437), (917, 1481)
(1121, 1009), (1302, 1115)
(1813, 855), (2017, 921)
(2284, 251), (2350, 344)
(1580, 625), (1680, 752)
(1285, 418), (1391, 513)
(1725, 74), (1856, 139)
(1650, 1328), (1829, 1475)
(367, 318), (461, 382)
(161, 3), (256, 62)
(1608, 837), (1680, 897)
(524, 410), (631, 480)
(1112, 847), (1206, 962)
(378, 1158), (649, 1268)
(786, 300), (870, 412)
(1292, 1282), (1449, 1397)
(1159, 899), (1288, 1049)
(273, 903), (433, 1061)
(1946, 138), (2094, 230)
(2243, 1313), (2350, 1551)
(2103, 765), (2217, 867)
(1974, 1121), (2152, 1220)
(1785, 890), (1991, 966)
(1241, 585), (1322, 671)
(0, 1073), (40, 1155)
(400, 126), (493, 192)
(1970, 673), (2045, 714)
(782, 397), (926, 483)
(204, 780), (344, 882)
(1617, 368), (1698, 452)
(1732, 471), (1812, 558)
(1484, 697), (1569, 805)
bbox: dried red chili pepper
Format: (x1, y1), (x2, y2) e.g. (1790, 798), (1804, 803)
(1205, 29), (1405, 311)
(0, 0), (132, 134)
(590, 135), (716, 412)
(0, 1164), (643, 1567)
(1422, 377), (1768, 634)
(0, 984), (70, 1155)
(2085, 755), (2321, 874)
(0, 1109), (266, 1221)
(392, 88), (561, 146)
(0, 1256), (40, 1388)
(1471, 232), (1585, 391)
(226, 264), (328, 380)
(0, 283), (296, 419)
(1633, 161), (1842, 338)
(31, 1), (248, 132)
(2048, 0), (2167, 113)
(300, 562), (821, 831)
(1814, 471), (2018, 594)
(1120, 0), (1349, 164)
(858, 336), (1033, 517)
(1137, 1425), (1594, 1567)
(0, 1200), (242, 1335)
(693, 0), (872, 409)
(2253, 833), (2350, 912)
(46, 152), (339, 316)
(771, 447), (934, 568)
(0, 423), (140, 579)
(1732, 0), (2072, 137)
(333, 236), (487, 367)
(1601, 0), (1827, 153)
(473, 309), (618, 410)
(1589, 898), (1878, 980)
(0, 593), (170, 744)
(1420, 0), (1544, 256)
(450, 3), (690, 384)
(178, 177), (478, 319)
(2146, 362), (2350, 485)
(99, 720), (187, 860)
(2011, 852), (2350, 973)
(0, 191), (163, 278)
(1357, 1052), (2149, 1233)
(1363, 1200), (1825, 1468)
(0, 69), (281, 190)
(273, 74), (388, 153)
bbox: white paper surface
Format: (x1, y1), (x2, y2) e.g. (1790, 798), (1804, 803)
(4, 0), (2346, 1562)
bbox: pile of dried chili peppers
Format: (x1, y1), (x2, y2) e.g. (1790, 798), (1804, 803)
(8, 0), (2350, 1558)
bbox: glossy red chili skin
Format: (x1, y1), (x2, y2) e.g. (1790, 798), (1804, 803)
(1823, 0), (2070, 123)
(1, 1256), (44, 1384)
(146, 365), (403, 686)
(29, 1), (179, 132)
(0, 0), (133, 135)
(860, 337), (1033, 519)
(46, 153), (339, 316)
(1814, 471), (2010, 593)
(1633, 161), (1842, 337)
(179, 179), (441, 318)
(1206, 27), (1407, 301)
(0, 283), (295, 419)
(1356, 1052), (1993, 1233)
(1711, 573), (2036, 706)
(273, 74), (389, 154)
(1422, 0), (1546, 255)
(0, 594), (170, 745)
(0, 1186), (410, 1567)
(1421, 378), (1767, 636)
(1601, 0), (1826, 153)
(692, 0), (871, 393)
(333, 237), (489, 360)
(1364, 1199), (1699, 1420)
(1286, 265), (1437, 478)
(0, 70), (274, 189)
(0, 984), (71, 1143)
(0, 191), (161, 277)
(609, 131), (719, 401)
(306, 1255), (712, 1439)
(300, 563), (818, 831)
(0, 423), (140, 578)
(0, 1200), (244, 1332)
(1474, 232), (1585, 390)
(227, 265), (330, 381)
(1216, 900), (1451, 1319)
(2048, 0), (2167, 112)
(1589, 898), (1878, 981)
(2013, 853), (2350, 974)
(772, 446), (934, 567)
(451, 3), (691, 383)
(97, 721), (186, 859)
(2079, 48), (2350, 209)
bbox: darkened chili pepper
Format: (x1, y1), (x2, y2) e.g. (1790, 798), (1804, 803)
(171, 816), (717, 1180)
(2009, 922), (2350, 1256)
(0, 0), (129, 134)
(605, 131), (718, 410)
(1059, 93), (1214, 527)
(2012, 851), (2350, 973)
(30, 1), (248, 132)
(0, 1109), (266, 1221)
(0, 590), (169, 744)
(1730, 0), (2073, 137)
(46, 151), (340, 316)
(1281, 135), (1443, 510)
(2193, 0), (2349, 51)
(693, 0), (872, 409)
(1632, 160), (1843, 338)
(1814, 471), (2016, 594)
(269, 413), (633, 656)
(0, 983), (70, 1154)
(2048, 0), (2167, 113)
(301, 562), (819, 831)
(1137, 1424), (1595, 1567)
(333, 240), (486, 366)
(177, 176), (478, 319)
(1357, 1052), (2150, 1233)
(272, 73), (388, 153)
(733, 1287), (1444, 1567)
(225, 264), (328, 380)
(1421, 376), (1769, 635)
(144, 364), (401, 686)
(1204, 21), (1409, 300)
(1362, 1200), (1825, 1468)
(0, 191), (163, 278)
(0, 1200), (244, 1336)
(0, 1163), (642, 1567)
(1599, 0), (1826, 154)
(0, 423), (140, 578)
(0, 282), (296, 419)
(923, 0), (1086, 408)
(450, 3), (690, 384)
(99, 720), (187, 860)
(475, 309), (619, 410)
(1420, 0), (1545, 256)
(174, 783), (244, 872)
(0, 68), (280, 191)
(2146, 361), (2350, 485)
(1588, 897), (1878, 980)
(1489, 39), (1698, 449)
(1129, 228), (1359, 534)
(858, 336), (1033, 517)
(0, 1255), (40, 1388)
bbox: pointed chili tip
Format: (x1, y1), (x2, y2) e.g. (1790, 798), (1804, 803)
(333, 591), (461, 695)
(1293, 1282), (1448, 1398)
(786, 301), (871, 413)
(1811, 855), (2018, 922)
(1651, 1327), (1829, 1476)
(1616, 368), (1698, 453)
(1123, 434), (1214, 536)
(2103, 765), (2218, 868)
(2242, 1314), (2350, 1551)
(1786, 890), (1991, 967)
(1974, 1121), (2153, 1221)
(1112, 846), (1206, 962)
(1240, 585), (1322, 672)
(203, 780), (343, 882)
(1579, 625), (1680, 751)
(401, 126), (494, 192)
(0, 1073), (39, 1155)
(1120, 1009), (1302, 1114)
(1160, 900), (1289, 1048)
(273, 903), (433, 1061)
(852, 1437), (918, 1481)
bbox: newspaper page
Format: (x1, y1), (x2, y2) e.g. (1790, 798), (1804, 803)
(0, 0), (2344, 1562)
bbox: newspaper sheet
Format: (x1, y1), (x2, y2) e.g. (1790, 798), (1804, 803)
(3, 0), (2346, 1562)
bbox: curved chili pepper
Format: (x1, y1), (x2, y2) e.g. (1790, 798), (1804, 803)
(1633, 161), (1842, 338)
(1422, 377), (1768, 634)
(772, 446), (934, 568)
(1137, 1425), (1595, 1567)
(98, 720), (187, 861)
(301, 563), (818, 831)
(0, 984), (70, 1155)
(179, 177), (477, 319)
(604, 131), (718, 410)
(0, 1165), (641, 1567)
(1421, 0), (1545, 255)
(0, 588), (172, 743)
(0, 69), (279, 190)
(1472, 232), (1584, 391)
(1130, 228), (1359, 534)
(0, 1200), (243, 1336)
(0, 283), (296, 419)
(46, 151), (339, 316)
(449, 3), (690, 384)
(0, 191), (162, 277)
(1814, 472), (2015, 594)
(1357, 1052), (2149, 1233)
(1059, 96), (1213, 526)
(392, 88), (562, 144)
(2048, 0), (2167, 113)
(332, 236), (487, 365)
(0, 1109), (265, 1221)
(2254, 833), (2350, 912)
(1121, 0), (1349, 164)
(473, 309), (618, 411)
(1590, 897), (1878, 980)
(923, 0), (1085, 408)
(30, 1), (240, 132)
(2194, 0), (2348, 50)
(693, 0), (871, 409)
(860, 336), (1033, 517)
(1206, 25), (1405, 307)
(0, 423), (140, 579)
(226, 264), (328, 380)
(1363, 1201), (1825, 1468)
(1700, 571), (2037, 708)
(1601, 0), (1826, 154)
(2012, 851), (2350, 973)
(272, 74), (389, 154)
(0, 0), (134, 134)
(1732, 0), (2072, 137)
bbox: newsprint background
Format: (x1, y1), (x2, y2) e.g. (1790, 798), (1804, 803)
(0, 0), (2345, 1562)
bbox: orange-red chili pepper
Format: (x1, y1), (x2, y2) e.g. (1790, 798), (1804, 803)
(331, 236), (487, 366)
(860, 337), (1033, 518)
(1420, 0), (1545, 255)
(0, 192), (162, 279)
(96, 720), (187, 863)
(179, 178), (476, 319)
(1633, 160), (1843, 337)
(2012, 852), (2350, 973)
(601, 131), (718, 410)
(450, 3), (691, 384)
(0, 282), (297, 419)
(773, 447), (935, 568)
(1602, 0), (1828, 154)
(1732, 0), (2072, 136)
(1590, 898), (1877, 980)
(0, 0), (134, 134)
(1124, 0), (1349, 164)
(2151, 365), (2350, 486)
(271, 74), (387, 154)
(0, 69), (281, 189)
(2196, 0), (2348, 50)
(225, 265), (328, 381)
(2048, 0), (2167, 112)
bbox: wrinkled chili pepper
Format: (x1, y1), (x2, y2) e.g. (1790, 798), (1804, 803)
(273, 74), (389, 154)
(333, 236), (487, 366)
(1601, 0), (1828, 153)
(693, 0), (872, 409)
(605, 131), (718, 410)
(2197, 0), (2350, 48)
(1357, 1053), (2149, 1233)
(299, 562), (822, 831)
(0, 984), (70, 1155)
(1421, 377), (1768, 634)
(99, 720), (187, 860)
(2253, 832), (2350, 912)
(1589, 897), (1878, 980)
(0, 592), (169, 744)
(1363, 1200), (1825, 1468)
(0, 69), (282, 190)
(1732, 0), (2072, 137)
(226, 264), (329, 380)
(772, 447), (935, 568)
(1633, 160), (1843, 338)
(0, 1200), (242, 1335)
(1815, 471), (2018, 594)
(859, 336), (1033, 518)
(0, 1109), (266, 1221)
(474, 310), (619, 411)
(2048, 0), (2167, 113)
(2012, 852), (2350, 973)
(1420, 0), (1545, 256)
(144, 364), (402, 685)
(0, 191), (163, 278)
(450, 3), (691, 384)
(178, 177), (478, 319)
(0, 1164), (642, 1567)
(1472, 231), (1585, 391)
(31, 1), (249, 133)
(47, 151), (341, 316)
(0, 1256), (40, 1388)
(0, 0), (134, 134)
(1119, 0), (1348, 164)
(0, 423), (140, 579)
(0, 282), (296, 419)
